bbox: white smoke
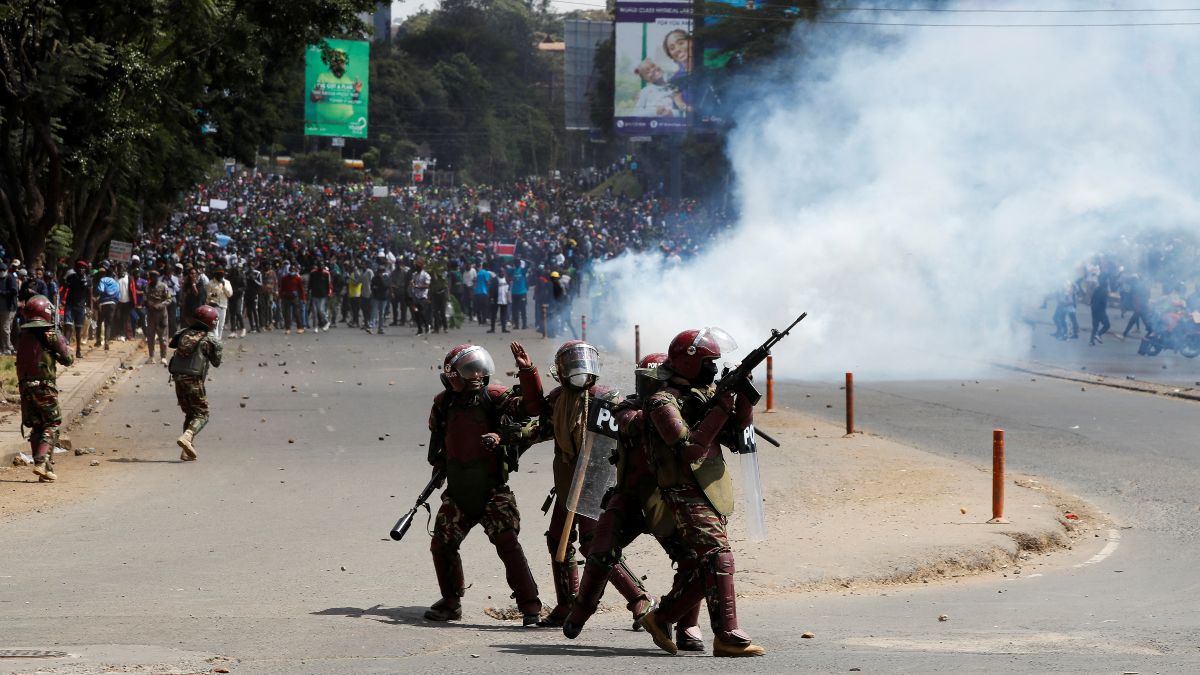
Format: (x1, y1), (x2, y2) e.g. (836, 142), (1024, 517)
(598, 2), (1200, 379)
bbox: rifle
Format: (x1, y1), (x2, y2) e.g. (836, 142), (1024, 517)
(389, 468), (445, 542)
(714, 312), (807, 407)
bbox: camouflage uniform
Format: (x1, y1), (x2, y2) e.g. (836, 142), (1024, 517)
(144, 279), (171, 360)
(564, 395), (702, 643)
(641, 382), (761, 656)
(527, 384), (652, 627)
(169, 327), (222, 436)
(16, 326), (73, 480)
(425, 371), (542, 620)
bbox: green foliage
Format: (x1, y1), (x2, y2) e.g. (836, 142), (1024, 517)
(588, 170), (642, 199)
(0, 0), (375, 263)
(45, 223), (74, 264)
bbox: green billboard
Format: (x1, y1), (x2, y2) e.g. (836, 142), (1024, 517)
(304, 39), (369, 138)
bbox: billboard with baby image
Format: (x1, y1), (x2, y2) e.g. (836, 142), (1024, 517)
(613, 1), (692, 135)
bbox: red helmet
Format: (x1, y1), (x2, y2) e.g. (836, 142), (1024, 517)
(665, 327), (736, 379)
(638, 352), (668, 369)
(193, 305), (219, 331)
(553, 340), (601, 389)
(441, 344), (495, 390)
(20, 295), (54, 328)
(635, 352), (668, 398)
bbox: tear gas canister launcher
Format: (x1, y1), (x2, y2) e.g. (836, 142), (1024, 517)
(389, 468), (446, 542)
(715, 312), (807, 410)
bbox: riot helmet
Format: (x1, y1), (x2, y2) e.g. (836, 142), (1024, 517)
(551, 340), (601, 390)
(665, 327), (737, 384)
(193, 305), (219, 331)
(20, 295), (55, 328)
(442, 344), (495, 392)
(635, 352), (669, 398)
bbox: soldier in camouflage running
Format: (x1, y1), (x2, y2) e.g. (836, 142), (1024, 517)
(16, 295), (73, 482)
(168, 304), (222, 461)
(424, 341), (543, 625)
(638, 328), (765, 658)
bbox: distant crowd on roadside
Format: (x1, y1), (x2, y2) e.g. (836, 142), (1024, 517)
(0, 164), (732, 361)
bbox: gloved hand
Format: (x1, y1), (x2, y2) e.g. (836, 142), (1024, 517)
(715, 390), (736, 413)
(481, 432), (501, 450)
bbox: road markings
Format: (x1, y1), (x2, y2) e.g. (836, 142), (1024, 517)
(1074, 528), (1120, 568)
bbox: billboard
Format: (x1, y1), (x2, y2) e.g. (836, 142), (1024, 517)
(613, 0), (692, 135)
(304, 39), (370, 138)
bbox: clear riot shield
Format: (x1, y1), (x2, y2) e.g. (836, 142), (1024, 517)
(563, 396), (620, 521)
(734, 422), (768, 542)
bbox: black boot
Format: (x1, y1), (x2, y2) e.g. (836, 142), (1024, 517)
(563, 559), (611, 637)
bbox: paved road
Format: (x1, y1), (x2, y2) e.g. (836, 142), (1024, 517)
(1, 322), (1198, 672)
(773, 366), (1200, 671)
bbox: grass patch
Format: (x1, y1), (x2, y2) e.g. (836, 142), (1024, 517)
(0, 355), (17, 403)
(586, 170), (643, 200)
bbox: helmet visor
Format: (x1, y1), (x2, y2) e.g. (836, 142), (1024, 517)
(557, 343), (602, 381)
(693, 327), (738, 355)
(451, 346), (495, 379)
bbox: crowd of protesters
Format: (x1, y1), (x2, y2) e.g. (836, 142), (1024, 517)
(0, 165), (731, 361)
(1049, 237), (1200, 352)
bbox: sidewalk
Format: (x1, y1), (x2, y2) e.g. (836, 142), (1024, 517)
(576, 402), (1106, 601)
(1, 339), (141, 467)
(712, 405), (1104, 595)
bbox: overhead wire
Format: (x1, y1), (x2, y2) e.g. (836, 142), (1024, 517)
(549, 0), (1200, 26)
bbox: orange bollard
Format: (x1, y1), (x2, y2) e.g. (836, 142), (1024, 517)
(635, 324), (641, 364)
(581, 314), (587, 342)
(765, 354), (776, 413)
(845, 372), (854, 435)
(988, 429), (1009, 523)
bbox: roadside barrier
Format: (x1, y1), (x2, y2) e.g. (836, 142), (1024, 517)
(845, 372), (854, 435)
(989, 429), (1009, 523)
(765, 354), (776, 412)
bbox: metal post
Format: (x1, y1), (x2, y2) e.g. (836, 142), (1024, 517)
(635, 324), (641, 363)
(988, 429), (1009, 523)
(581, 314), (587, 342)
(845, 372), (854, 435)
(541, 305), (548, 339)
(765, 354), (776, 413)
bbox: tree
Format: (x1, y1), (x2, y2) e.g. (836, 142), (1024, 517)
(0, 0), (374, 264)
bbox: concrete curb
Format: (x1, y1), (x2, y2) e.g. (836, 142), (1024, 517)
(997, 360), (1200, 402)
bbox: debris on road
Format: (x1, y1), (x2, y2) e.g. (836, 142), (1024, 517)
(938, 614), (949, 622)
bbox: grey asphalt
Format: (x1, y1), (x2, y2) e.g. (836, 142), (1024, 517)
(1, 320), (1199, 673)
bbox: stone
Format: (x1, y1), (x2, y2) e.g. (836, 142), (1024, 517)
(90, 460), (100, 466)
(938, 614), (949, 622)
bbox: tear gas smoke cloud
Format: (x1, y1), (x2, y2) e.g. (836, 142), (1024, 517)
(597, 2), (1200, 380)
